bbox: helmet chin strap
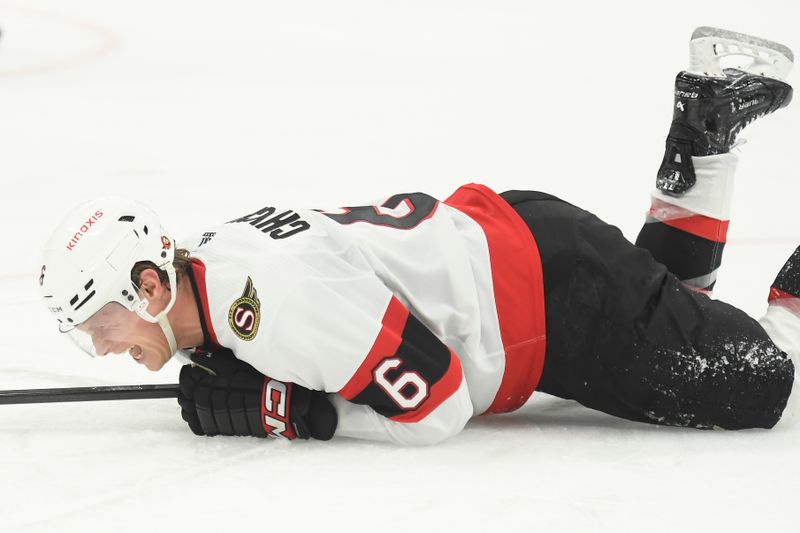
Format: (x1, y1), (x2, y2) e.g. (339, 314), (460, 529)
(156, 311), (179, 357)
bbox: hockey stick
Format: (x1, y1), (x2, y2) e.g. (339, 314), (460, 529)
(0, 384), (180, 404)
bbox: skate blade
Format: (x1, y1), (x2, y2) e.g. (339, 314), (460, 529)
(688, 26), (794, 80)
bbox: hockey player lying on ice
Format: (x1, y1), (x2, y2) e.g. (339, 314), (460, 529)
(39, 27), (800, 444)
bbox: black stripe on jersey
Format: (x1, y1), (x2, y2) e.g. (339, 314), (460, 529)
(351, 312), (451, 419)
(635, 220), (725, 285)
(321, 193), (438, 230)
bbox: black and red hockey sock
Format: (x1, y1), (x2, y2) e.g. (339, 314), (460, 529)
(636, 152), (737, 293)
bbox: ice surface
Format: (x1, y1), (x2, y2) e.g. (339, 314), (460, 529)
(1, 1), (799, 531)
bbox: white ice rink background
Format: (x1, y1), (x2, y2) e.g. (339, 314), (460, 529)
(1, 1), (799, 531)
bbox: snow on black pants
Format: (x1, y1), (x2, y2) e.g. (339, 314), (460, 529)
(501, 190), (794, 429)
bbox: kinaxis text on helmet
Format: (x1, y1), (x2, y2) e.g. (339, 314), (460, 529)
(66, 210), (104, 251)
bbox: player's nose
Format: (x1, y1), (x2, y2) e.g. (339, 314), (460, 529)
(93, 342), (111, 357)
(92, 337), (123, 357)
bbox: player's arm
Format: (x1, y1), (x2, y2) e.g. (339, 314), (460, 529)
(332, 295), (472, 445)
(196, 250), (472, 445)
(266, 276), (474, 446)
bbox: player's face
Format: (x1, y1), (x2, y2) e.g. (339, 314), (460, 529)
(73, 302), (173, 371)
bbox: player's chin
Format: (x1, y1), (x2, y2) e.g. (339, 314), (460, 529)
(138, 352), (169, 372)
(143, 358), (168, 372)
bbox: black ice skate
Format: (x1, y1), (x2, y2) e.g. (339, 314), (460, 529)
(656, 27), (794, 196)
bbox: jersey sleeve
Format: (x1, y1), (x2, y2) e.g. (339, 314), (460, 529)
(266, 274), (473, 445)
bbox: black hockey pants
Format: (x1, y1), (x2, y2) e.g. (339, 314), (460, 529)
(501, 190), (794, 429)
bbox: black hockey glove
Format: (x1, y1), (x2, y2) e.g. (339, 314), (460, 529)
(177, 350), (337, 441)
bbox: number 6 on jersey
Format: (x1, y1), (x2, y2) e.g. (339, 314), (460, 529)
(373, 357), (430, 410)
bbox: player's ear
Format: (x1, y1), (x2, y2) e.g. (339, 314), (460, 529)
(137, 269), (164, 299)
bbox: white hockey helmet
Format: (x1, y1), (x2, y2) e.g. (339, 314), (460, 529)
(39, 197), (179, 356)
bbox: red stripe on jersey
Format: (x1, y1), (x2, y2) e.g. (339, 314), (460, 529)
(769, 287), (798, 302)
(389, 350), (463, 423)
(445, 184), (547, 414)
(338, 296), (408, 400)
(648, 198), (729, 243)
(190, 259), (223, 349)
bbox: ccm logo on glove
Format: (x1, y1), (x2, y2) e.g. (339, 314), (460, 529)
(177, 350), (337, 441)
(262, 379), (295, 440)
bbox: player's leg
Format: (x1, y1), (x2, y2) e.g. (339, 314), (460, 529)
(635, 153), (736, 293)
(759, 247), (800, 424)
(635, 28), (793, 293)
(502, 190), (794, 429)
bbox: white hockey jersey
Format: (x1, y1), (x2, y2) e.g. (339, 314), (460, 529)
(183, 184), (546, 445)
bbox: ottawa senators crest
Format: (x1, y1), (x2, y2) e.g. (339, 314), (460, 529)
(228, 277), (261, 341)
